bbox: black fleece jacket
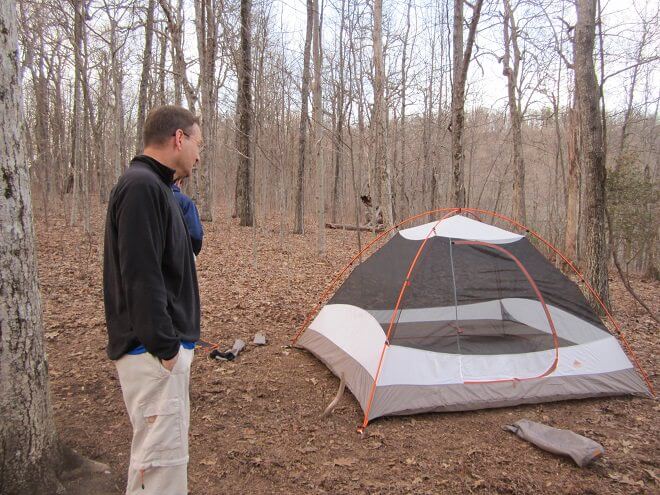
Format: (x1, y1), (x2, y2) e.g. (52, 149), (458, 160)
(103, 155), (200, 360)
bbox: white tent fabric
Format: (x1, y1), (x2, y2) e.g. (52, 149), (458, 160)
(399, 215), (524, 243)
(297, 214), (652, 423)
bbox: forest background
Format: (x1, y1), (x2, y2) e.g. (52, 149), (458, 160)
(0, 0), (658, 492)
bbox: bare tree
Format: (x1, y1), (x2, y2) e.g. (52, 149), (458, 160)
(311, 0), (325, 252)
(575, 0), (609, 307)
(136, 0), (156, 153)
(372, 0), (394, 227)
(565, 96), (581, 261)
(0, 1), (60, 491)
(398, 0), (413, 220)
(450, 0), (484, 207)
(235, 0), (254, 226)
(293, 0), (314, 234)
(502, 0), (526, 223)
(158, 0), (197, 111)
(195, 0), (220, 221)
(330, 0), (347, 225)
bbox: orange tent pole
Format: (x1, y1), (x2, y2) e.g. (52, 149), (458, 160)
(358, 211), (458, 430)
(294, 206), (654, 418)
(455, 240), (560, 383)
(291, 208), (460, 345)
(460, 208), (654, 395)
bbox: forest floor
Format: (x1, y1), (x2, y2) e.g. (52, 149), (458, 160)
(36, 206), (658, 494)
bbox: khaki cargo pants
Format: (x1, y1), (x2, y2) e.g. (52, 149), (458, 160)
(115, 347), (194, 495)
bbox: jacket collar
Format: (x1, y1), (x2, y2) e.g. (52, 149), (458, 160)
(132, 154), (176, 185)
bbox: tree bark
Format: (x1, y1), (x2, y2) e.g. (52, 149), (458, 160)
(565, 98), (580, 261)
(330, 0), (346, 225)
(372, 0), (394, 227)
(575, 0), (609, 308)
(312, 0), (325, 253)
(451, 0), (483, 207)
(158, 0), (197, 111)
(235, 0), (253, 226)
(398, 0), (412, 220)
(0, 2), (61, 492)
(136, 0), (156, 153)
(195, 0), (218, 221)
(502, 0), (526, 224)
(293, 0), (314, 234)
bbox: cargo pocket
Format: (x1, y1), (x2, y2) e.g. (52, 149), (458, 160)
(134, 398), (186, 468)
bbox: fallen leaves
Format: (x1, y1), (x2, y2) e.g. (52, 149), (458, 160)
(607, 472), (645, 487)
(331, 457), (357, 467)
(37, 208), (660, 495)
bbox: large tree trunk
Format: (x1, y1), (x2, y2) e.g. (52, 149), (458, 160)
(68, 0), (85, 228)
(156, 26), (168, 105)
(235, 0), (253, 226)
(158, 0), (197, 112)
(575, 0), (609, 307)
(502, 0), (526, 223)
(136, 0), (156, 153)
(195, 0), (218, 221)
(398, 0), (412, 220)
(311, 0), (325, 252)
(0, 2), (61, 492)
(565, 99), (580, 261)
(450, 0), (483, 207)
(330, 0), (347, 225)
(372, 0), (394, 227)
(293, 0), (314, 234)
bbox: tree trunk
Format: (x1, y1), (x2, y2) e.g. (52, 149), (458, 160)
(502, 0), (526, 223)
(451, 0), (483, 207)
(293, 0), (314, 234)
(136, 0), (156, 153)
(399, 0), (412, 220)
(195, 0), (218, 221)
(68, 0), (85, 227)
(575, 0), (609, 307)
(330, 0), (346, 225)
(565, 100), (580, 261)
(235, 0), (253, 226)
(157, 25), (167, 105)
(372, 0), (394, 227)
(312, 0), (325, 253)
(105, 15), (124, 184)
(425, 22), (435, 213)
(158, 0), (196, 112)
(0, 2), (61, 492)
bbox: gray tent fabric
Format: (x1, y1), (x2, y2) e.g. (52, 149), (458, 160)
(504, 419), (604, 467)
(297, 215), (652, 423)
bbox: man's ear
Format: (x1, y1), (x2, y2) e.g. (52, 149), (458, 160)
(174, 129), (184, 151)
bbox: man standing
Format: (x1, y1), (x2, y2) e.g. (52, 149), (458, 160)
(171, 178), (204, 256)
(104, 105), (203, 494)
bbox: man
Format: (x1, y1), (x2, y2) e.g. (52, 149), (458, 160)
(171, 178), (204, 256)
(103, 105), (203, 494)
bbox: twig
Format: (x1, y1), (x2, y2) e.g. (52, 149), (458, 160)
(322, 372), (346, 417)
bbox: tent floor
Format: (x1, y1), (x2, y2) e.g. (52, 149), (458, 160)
(387, 319), (573, 355)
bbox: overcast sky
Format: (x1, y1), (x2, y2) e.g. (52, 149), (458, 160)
(269, 0), (659, 115)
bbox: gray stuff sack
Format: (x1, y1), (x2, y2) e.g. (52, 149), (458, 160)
(504, 419), (604, 467)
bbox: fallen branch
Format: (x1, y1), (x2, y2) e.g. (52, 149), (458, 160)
(322, 372), (346, 417)
(325, 222), (384, 232)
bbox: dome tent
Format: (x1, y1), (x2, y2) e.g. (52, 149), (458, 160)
(293, 209), (652, 430)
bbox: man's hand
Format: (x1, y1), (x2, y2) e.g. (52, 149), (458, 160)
(161, 352), (179, 372)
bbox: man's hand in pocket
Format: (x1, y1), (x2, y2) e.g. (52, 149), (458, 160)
(161, 352), (179, 371)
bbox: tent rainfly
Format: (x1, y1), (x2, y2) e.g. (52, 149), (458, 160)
(293, 210), (653, 430)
